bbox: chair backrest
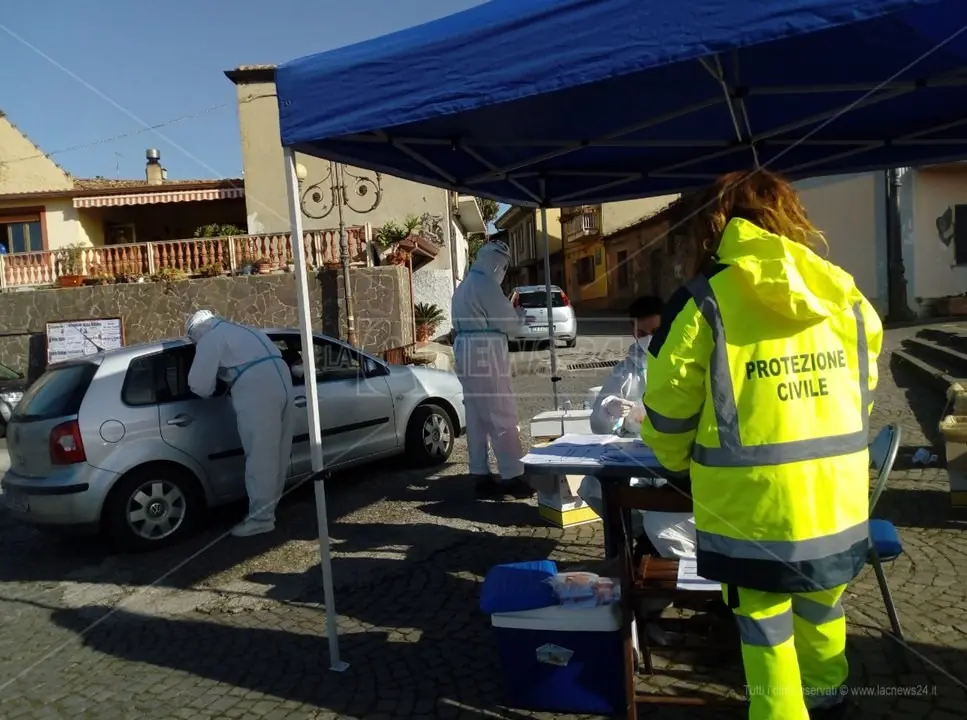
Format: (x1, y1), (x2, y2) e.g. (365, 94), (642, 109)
(868, 423), (901, 513)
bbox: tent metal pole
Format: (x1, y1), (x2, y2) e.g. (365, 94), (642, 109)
(540, 206), (560, 410)
(283, 147), (348, 673)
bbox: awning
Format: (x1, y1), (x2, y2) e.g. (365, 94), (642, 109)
(73, 187), (244, 208)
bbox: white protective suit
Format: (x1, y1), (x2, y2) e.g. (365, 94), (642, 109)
(185, 310), (295, 530)
(578, 335), (697, 559)
(450, 241), (525, 480)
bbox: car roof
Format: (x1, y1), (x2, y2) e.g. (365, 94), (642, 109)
(74, 327), (383, 369)
(513, 285), (563, 293)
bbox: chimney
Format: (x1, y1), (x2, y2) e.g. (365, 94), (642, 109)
(145, 148), (164, 185)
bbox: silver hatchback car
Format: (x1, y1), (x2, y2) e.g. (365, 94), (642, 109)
(1, 329), (465, 551)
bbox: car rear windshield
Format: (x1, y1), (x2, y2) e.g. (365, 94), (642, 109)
(11, 362), (98, 422)
(517, 291), (566, 309)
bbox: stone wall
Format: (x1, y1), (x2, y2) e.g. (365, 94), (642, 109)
(412, 268), (454, 337)
(319, 266), (415, 349)
(0, 265), (413, 380)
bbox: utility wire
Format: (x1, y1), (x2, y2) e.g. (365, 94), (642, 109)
(0, 94), (274, 169)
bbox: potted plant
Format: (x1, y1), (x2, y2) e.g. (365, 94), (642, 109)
(374, 216), (421, 259)
(56, 243), (87, 287)
(414, 302), (445, 343)
(198, 262), (224, 278)
(386, 246), (410, 266)
(150, 267), (187, 283)
(83, 263), (113, 286)
(193, 223), (244, 238)
(233, 243), (256, 275)
(255, 256), (275, 274)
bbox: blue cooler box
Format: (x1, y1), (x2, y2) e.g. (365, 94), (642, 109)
(480, 561), (624, 715)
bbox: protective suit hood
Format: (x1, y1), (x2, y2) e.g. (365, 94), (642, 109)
(186, 310), (219, 342)
(716, 217), (862, 324)
(471, 241), (511, 285)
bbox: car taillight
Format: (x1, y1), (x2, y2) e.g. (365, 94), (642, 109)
(50, 420), (86, 465)
(512, 295), (520, 308)
(560, 292), (570, 306)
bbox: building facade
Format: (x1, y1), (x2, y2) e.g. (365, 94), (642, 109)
(602, 168), (967, 319)
(560, 196), (678, 309)
(224, 65), (484, 335)
(0, 113), (245, 253)
(494, 205), (563, 290)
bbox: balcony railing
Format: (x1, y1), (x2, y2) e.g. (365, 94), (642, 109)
(0, 228), (368, 289)
(564, 207), (600, 243)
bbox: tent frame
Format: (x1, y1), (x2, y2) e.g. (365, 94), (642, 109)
(328, 69), (967, 207)
(283, 147), (349, 673)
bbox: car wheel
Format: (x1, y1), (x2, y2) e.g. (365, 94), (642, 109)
(405, 403), (455, 466)
(103, 465), (204, 552)
(0, 418), (6, 439)
(565, 337), (578, 348)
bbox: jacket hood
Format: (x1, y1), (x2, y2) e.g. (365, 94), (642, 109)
(185, 309), (219, 342)
(471, 240), (511, 285)
(716, 218), (861, 322)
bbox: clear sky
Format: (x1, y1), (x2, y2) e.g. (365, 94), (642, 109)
(0, 0), (487, 182)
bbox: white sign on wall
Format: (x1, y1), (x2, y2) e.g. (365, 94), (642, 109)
(46, 318), (124, 364)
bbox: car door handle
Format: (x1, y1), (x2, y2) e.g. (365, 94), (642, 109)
(294, 396), (307, 408)
(166, 414), (194, 427)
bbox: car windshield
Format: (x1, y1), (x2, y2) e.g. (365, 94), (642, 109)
(0, 362), (20, 380)
(11, 362), (97, 422)
(517, 291), (566, 309)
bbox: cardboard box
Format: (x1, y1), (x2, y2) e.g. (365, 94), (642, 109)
(529, 411), (601, 528)
(536, 473), (601, 527)
(940, 415), (967, 520)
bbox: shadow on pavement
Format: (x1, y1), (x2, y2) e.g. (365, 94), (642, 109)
(40, 590), (966, 718)
(873, 487), (961, 531)
(0, 456), (484, 592)
(40, 527), (567, 719)
(889, 354), (947, 448)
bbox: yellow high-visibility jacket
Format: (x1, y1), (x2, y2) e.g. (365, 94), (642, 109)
(641, 218), (882, 593)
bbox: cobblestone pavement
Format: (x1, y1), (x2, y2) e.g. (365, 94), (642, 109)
(0, 325), (965, 719)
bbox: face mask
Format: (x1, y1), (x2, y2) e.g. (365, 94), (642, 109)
(636, 336), (651, 352)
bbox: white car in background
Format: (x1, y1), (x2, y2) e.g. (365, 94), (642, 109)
(509, 285), (578, 350)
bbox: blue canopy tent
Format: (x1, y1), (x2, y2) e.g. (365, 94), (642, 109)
(272, 0), (967, 669)
(277, 0), (967, 205)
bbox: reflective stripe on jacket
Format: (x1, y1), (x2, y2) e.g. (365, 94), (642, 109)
(641, 218), (883, 593)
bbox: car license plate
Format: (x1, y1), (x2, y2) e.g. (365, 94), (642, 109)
(531, 325), (548, 333)
(5, 491), (28, 513)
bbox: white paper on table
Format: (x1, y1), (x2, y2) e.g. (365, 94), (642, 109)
(676, 557), (721, 591)
(521, 433), (618, 467)
(598, 438), (661, 468)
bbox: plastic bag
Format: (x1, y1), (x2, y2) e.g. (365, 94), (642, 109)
(546, 572), (622, 608)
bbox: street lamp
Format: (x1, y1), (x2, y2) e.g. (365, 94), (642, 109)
(885, 167), (913, 323)
(296, 159), (383, 347)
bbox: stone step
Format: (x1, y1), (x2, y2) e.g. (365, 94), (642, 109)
(891, 348), (962, 395)
(902, 336), (967, 376)
(917, 326), (967, 354)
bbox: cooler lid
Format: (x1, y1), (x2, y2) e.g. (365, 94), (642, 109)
(492, 602), (623, 632)
(479, 560), (558, 614)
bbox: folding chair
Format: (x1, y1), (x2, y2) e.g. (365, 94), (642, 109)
(867, 423), (905, 641)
